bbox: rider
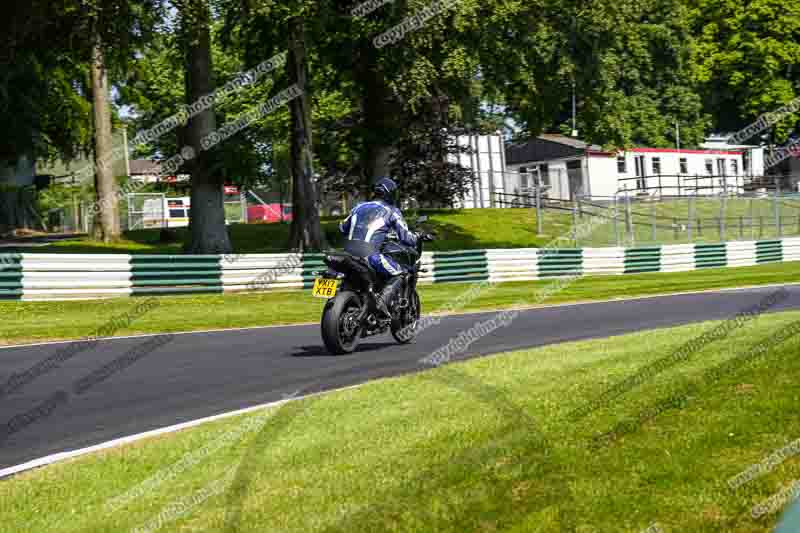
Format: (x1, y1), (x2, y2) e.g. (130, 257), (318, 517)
(339, 177), (417, 321)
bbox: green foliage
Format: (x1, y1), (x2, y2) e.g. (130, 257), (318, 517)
(688, 0), (800, 142)
(0, 0), (164, 164)
(540, 0), (712, 149)
(392, 122), (475, 207)
(0, 56), (93, 163)
(5, 0), (800, 225)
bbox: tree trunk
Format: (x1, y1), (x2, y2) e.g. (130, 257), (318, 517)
(287, 16), (323, 252)
(365, 144), (393, 181)
(356, 44), (403, 188)
(90, 43), (120, 242)
(182, 0), (232, 254)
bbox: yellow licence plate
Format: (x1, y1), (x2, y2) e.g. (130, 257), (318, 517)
(312, 278), (339, 299)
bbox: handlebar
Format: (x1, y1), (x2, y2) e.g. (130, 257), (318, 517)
(385, 230), (435, 243)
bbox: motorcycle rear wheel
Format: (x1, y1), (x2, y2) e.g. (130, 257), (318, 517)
(321, 290), (363, 355)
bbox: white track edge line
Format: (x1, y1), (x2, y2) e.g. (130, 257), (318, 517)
(2, 282), (799, 350)
(0, 383), (365, 480)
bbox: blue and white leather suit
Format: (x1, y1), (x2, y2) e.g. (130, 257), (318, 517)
(339, 200), (417, 278)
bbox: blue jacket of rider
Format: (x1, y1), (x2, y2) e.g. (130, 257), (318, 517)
(339, 200), (418, 250)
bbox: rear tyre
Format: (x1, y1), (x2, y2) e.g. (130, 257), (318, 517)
(321, 291), (363, 355)
(391, 289), (421, 344)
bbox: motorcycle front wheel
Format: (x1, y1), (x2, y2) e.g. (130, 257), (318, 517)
(391, 289), (421, 344)
(321, 290), (363, 355)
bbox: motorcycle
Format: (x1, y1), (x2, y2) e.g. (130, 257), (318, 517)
(312, 216), (435, 354)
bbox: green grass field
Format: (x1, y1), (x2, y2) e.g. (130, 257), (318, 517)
(11, 200), (800, 254)
(3, 209), (565, 254)
(1, 261), (798, 345)
(2, 311), (799, 532)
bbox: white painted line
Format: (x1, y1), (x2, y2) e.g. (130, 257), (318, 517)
(1, 282), (798, 350)
(0, 382), (365, 480)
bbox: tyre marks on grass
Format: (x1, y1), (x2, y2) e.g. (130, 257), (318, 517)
(223, 365), (576, 532)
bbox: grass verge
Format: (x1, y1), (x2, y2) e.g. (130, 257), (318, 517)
(2, 311), (799, 532)
(12, 202), (800, 254)
(0, 208), (576, 254)
(1, 261), (798, 345)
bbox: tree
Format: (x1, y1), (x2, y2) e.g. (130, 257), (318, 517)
(0, 2), (92, 232)
(0, 1), (93, 159)
(90, 41), (121, 241)
(176, 0), (233, 253)
(0, 0), (162, 235)
(83, 0), (161, 242)
(687, 0), (800, 141)
(392, 121), (475, 208)
(287, 15), (324, 251)
(497, 0), (710, 149)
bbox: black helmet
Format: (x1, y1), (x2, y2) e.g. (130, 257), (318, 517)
(373, 176), (399, 206)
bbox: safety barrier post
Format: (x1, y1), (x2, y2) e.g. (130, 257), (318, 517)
(572, 201), (579, 247)
(651, 201), (657, 242)
(625, 194), (633, 246)
(775, 181), (782, 238)
(535, 176), (542, 235)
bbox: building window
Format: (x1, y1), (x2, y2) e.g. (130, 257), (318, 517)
(731, 160), (739, 176)
(679, 158), (688, 174)
(705, 159), (714, 176)
(652, 157), (661, 175)
(538, 164), (550, 187)
(634, 155), (646, 190)
(743, 152), (751, 173)
(617, 155), (627, 174)
(519, 167), (529, 189)
(717, 158), (726, 177)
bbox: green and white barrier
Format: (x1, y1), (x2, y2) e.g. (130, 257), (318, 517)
(1, 237), (798, 301)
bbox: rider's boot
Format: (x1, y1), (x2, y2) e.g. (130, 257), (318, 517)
(375, 276), (403, 321)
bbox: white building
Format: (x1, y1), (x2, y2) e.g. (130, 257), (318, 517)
(505, 134), (766, 201)
(704, 134), (800, 193)
(450, 133), (508, 208)
(505, 134), (599, 201)
(129, 159), (190, 184)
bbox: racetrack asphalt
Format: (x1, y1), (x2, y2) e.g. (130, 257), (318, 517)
(1, 284), (799, 472)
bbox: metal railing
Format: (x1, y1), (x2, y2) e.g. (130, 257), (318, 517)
(615, 173), (798, 198)
(492, 189), (800, 248)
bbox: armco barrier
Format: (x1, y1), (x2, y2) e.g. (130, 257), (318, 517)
(0, 238), (797, 301)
